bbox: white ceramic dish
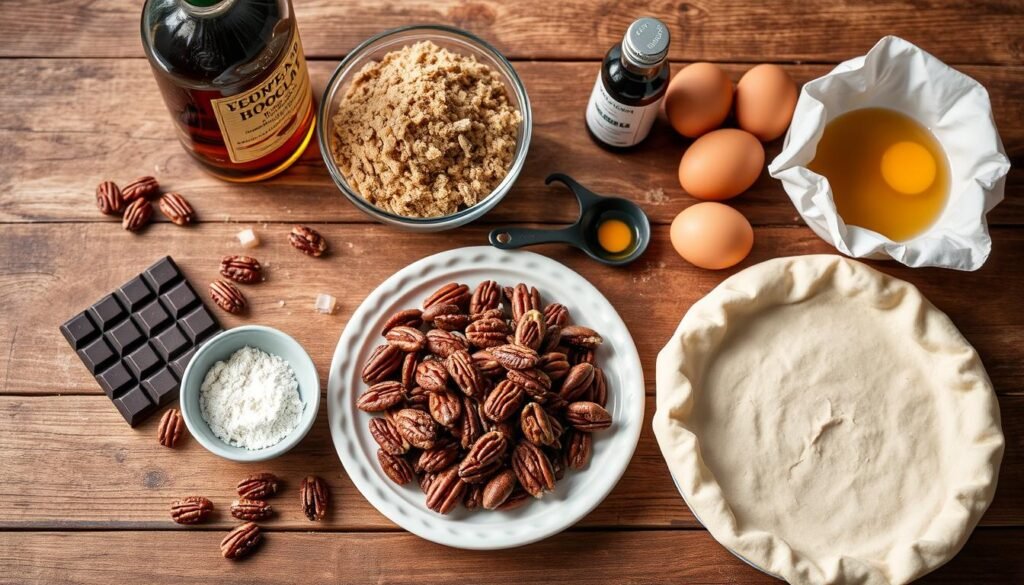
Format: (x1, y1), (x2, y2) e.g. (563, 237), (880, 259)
(327, 247), (645, 549)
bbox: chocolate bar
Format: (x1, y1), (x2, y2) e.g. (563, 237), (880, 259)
(60, 257), (221, 425)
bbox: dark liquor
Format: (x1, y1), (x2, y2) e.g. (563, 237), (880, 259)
(141, 0), (315, 182)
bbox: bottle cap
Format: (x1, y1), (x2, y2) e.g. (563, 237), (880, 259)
(622, 17), (671, 68)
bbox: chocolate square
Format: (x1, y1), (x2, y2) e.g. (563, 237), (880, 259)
(89, 294), (126, 331)
(161, 280), (199, 318)
(108, 319), (144, 355)
(181, 306), (218, 343)
(113, 386), (157, 427)
(144, 257), (182, 293)
(96, 362), (134, 398)
(142, 367), (179, 406)
(153, 325), (189, 361)
(60, 312), (97, 349)
(117, 276), (154, 311)
(171, 346), (198, 379)
(126, 343), (161, 379)
(136, 300), (170, 336)
(78, 338), (115, 374)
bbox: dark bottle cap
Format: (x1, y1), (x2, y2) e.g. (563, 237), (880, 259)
(621, 17), (671, 68)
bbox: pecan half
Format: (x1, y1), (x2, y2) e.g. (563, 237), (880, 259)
(121, 176), (159, 202)
(511, 441), (555, 498)
(385, 325), (426, 352)
(422, 302), (460, 323)
(482, 468), (518, 510)
(424, 466), (466, 515)
(230, 498), (273, 521)
(506, 368), (552, 401)
(434, 312), (471, 331)
(426, 328), (467, 358)
(566, 401), (612, 431)
(514, 310), (547, 351)
(381, 308), (423, 335)
(549, 446), (568, 480)
(416, 439), (460, 473)
(170, 496), (213, 524)
(560, 362), (596, 401)
(95, 180), (124, 216)
(301, 475), (329, 521)
(537, 352), (570, 382)
(543, 303), (570, 328)
(393, 408), (437, 449)
(490, 344), (539, 371)
(470, 280), (501, 314)
(471, 350), (505, 378)
(423, 283), (470, 311)
(588, 366), (608, 407)
(411, 358), (444, 391)
(406, 385), (429, 410)
(369, 417), (409, 455)
(356, 380), (405, 412)
(465, 318), (510, 349)
(237, 472), (279, 499)
(520, 402), (556, 446)
(158, 192), (195, 226)
(568, 346), (596, 366)
(220, 255), (262, 284)
(157, 408), (184, 448)
(561, 325), (603, 349)
(428, 388), (463, 427)
(446, 349), (486, 398)
(378, 448), (415, 484)
(458, 430), (508, 483)
(459, 395), (484, 449)
(209, 280), (246, 314)
(122, 197), (153, 232)
(400, 353), (417, 389)
(361, 343), (403, 384)
(464, 484), (484, 510)
(289, 225), (328, 257)
(470, 308), (504, 322)
(566, 429), (593, 469)
(541, 324), (563, 353)
(497, 487), (531, 511)
(482, 379), (525, 422)
(511, 284), (541, 322)
(221, 522), (261, 560)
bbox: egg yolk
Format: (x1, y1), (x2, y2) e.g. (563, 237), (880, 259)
(597, 219), (633, 254)
(880, 141), (936, 195)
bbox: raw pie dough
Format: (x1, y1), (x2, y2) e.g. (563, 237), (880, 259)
(653, 255), (1003, 585)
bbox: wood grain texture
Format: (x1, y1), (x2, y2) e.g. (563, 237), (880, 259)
(1, 529), (1022, 584)
(0, 392), (1020, 531)
(0, 60), (1021, 225)
(1, 0), (1022, 64)
(2, 223), (1023, 397)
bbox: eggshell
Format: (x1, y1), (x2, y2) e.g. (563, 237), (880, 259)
(735, 64), (798, 141)
(670, 203), (754, 270)
(678, 128), (765, 200)
(664, 63), (734, 138)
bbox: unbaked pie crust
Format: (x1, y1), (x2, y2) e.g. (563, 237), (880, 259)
(653, 255), (1003, 585)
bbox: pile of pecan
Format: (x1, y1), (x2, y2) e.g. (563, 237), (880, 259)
(358, 281), (612, 514)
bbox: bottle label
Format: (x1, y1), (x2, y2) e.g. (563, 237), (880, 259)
(585, 72), (661, 147)
(211, 34), (313, 163)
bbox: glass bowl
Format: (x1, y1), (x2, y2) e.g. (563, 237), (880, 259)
(317, 25), (533, 232)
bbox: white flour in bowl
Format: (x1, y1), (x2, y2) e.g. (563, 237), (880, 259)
(199, 346), (303, 450)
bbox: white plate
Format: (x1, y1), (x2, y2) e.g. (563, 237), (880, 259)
(327, 247), (645, 549)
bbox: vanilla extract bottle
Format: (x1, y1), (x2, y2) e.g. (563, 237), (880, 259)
(141, 0), (315, 181)
(585, 17), (671, 149)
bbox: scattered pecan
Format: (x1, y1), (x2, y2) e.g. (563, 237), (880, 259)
(157, 408), (184, 448)
(121, 176), (159, 202)
(289, 225), (328, 257)
(428, 388), (463, 427)
(482, 379), (525, 422)
(301, 475), (329, 521)
(378, 448), (415, 484)
(415, 358), (449, 392)
(221, 522), (261, 560)
(122, 197), (153, 232)
(560, 362), (596, 401)
(158, 192), (195, 226)
(425, 466), (466, 515)
(393, 408), (438, 450)
(356, 380), (405, 412)
(230, 499), (273, 521)
(209, 280), (246, 314)
(482, 468), (517, 510)
(511, 441), (555, 498)
(385, 325), (426, 352)
(220, 255), (262, 284)
(370, 417), (409, 455)
(520, 402), (556, 446)
(458, 430), (508, 483)
(237, 472), (279, 499)
(95, 180), (124, 216)
(470, 280), (501, 314)
(423, 283), (470, 311)
(490, 343), (539, 371)
(361, 343), (403, 384)
(566, 401), (612, 431)
(381, 308), (423, 335)
(170, 496), (213, 524)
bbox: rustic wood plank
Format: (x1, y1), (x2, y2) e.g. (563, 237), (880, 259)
(0, 392), (1020, 531)
(1, 223), (1022, 396)
(0, 60), (1021, 225)
(1, 0), (1022, 64)
(0, 528), (1020, 584)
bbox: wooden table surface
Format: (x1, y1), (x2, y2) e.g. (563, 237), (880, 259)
(1, 1), (1022, 583)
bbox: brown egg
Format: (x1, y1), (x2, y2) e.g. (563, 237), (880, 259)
(670, 203), (754, 270)
(664, 63), (734, 138)
(735, 64), (799, 142)
(678, 128), (765, 201)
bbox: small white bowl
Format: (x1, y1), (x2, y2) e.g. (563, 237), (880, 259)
(180, 325), (320, 463)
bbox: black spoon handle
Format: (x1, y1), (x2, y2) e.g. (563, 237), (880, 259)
(488, 226), (582, 250)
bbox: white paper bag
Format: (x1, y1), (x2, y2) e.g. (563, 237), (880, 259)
(768, 36), (1010, 271)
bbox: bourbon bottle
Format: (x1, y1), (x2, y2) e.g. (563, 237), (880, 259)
(141, 0), (315, 182)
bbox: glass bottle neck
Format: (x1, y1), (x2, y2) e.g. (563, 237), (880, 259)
(619, 50), (664, 80)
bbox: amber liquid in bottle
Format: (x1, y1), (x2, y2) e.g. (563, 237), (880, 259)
(141, 0), (315, 182)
